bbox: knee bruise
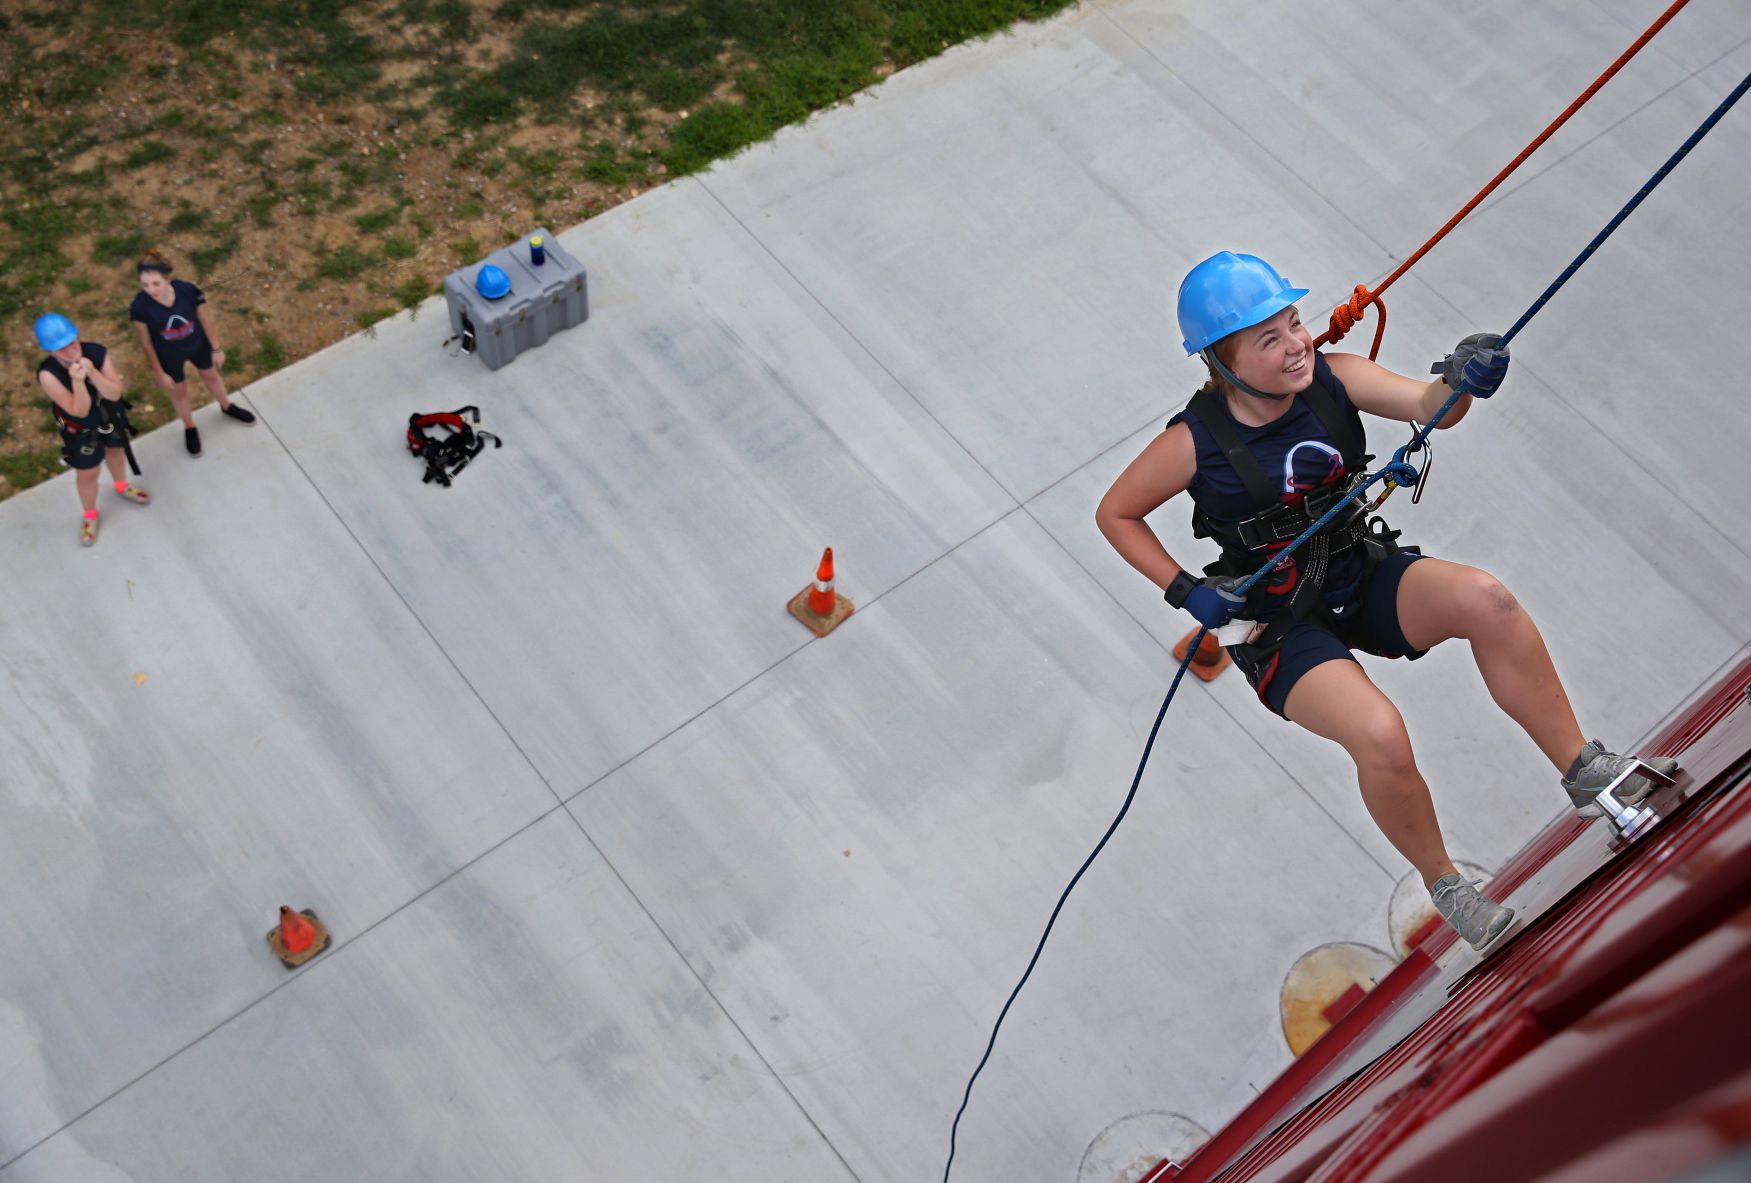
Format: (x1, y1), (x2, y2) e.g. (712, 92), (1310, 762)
(1455, 572), (1519, 628)
(1482, 577), (1520, 618)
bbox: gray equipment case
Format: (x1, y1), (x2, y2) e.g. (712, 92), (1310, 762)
(442, 228), (589, 371)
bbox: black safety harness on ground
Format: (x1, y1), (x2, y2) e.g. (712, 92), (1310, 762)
(406, 406), (500, 486)
(1186, 378), (1411, 647)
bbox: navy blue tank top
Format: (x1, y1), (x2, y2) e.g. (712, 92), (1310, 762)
(1167, 352), (1368, 602)
(38, 343), (111, 432)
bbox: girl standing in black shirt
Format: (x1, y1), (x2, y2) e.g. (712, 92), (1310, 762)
(129, 250), (255, 456)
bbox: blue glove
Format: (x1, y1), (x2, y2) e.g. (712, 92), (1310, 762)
(1183, 576), (1246, 629)
(1433, 332), (1509, 398)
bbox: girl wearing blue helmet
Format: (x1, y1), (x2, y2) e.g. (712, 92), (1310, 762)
(35, 312), (151, 547)
(1095, 252), (1675, 952)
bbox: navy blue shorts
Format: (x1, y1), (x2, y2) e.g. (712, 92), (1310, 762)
(1229, 551), (1428, 719)
(157, 344), (214, 383)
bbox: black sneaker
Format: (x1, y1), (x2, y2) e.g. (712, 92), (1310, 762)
(185, 426), (202, 456)
(221, 403), (256, 425)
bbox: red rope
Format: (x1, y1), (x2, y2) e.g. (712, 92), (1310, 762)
(1317, 0), (1692, 358)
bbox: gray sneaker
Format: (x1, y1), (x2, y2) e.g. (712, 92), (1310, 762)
(1430, 873), (1514, 951)
(1562, 739), (1680, 818)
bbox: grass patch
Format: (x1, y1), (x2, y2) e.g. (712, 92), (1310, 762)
(288, 177), (334, 213)
(167, 205), (209, 233)
(122, 139), (175, 169)
(583, 140), (650, 186)
(0, 448), (63, 489)
(447, 79), (519, 127)
(432, 0), (1075, 173)
(190, 232), (241, 274)
(396, 0), (471, 39)
(91, 231), (149, 265)
(392, 275), (433, 309)
(353, 206), (403, 234)
(381, 235), (418, 261)
(246, 188), (283, 227)
(252, 332), (290, 374)
(355, 306), (399, 330)
(314, 242), (377, 281)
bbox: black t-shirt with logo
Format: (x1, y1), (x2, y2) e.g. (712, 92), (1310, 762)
(129, 279), (208, 361)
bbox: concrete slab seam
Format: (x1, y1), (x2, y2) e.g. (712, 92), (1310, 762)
(553, 804), (868, 1183)
(1465, 33), (1751, 225)
(1015, 498), (1402, 886)
(1396, 268), (1751, 576)
(1092, 4), (1397, 266)
(247, 394), (867, 1181)
(0, 799), (572, 1175)
(690, 174), (1025, 509)
(557, 504), (1026, 809)
(247, 399), (568, 807)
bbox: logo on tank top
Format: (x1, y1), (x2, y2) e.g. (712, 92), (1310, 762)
(1281, 441), (1344, 505)
(160, 314), (196, 343)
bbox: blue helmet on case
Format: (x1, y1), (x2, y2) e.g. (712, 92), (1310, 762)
(476, 264), (511, 300)
(1176, 252), (1308, 355)
(34, 311), (79, 352)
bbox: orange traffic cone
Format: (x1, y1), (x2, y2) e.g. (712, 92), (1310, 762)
(808, 548), (837, 615)
(788, 547), (853, 637)
(1173, 627), (1231, 682)
(267, 905), (331, 969)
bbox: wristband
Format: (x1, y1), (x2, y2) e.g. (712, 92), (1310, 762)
(1163, 570), (1198, 608)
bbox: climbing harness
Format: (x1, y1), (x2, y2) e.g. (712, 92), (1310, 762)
(1182, 380), (1382, 654)
(406, 406), (501, 486)
(53, 396), (140, 476)
(1186, 379), (1368, 554)
(941, 42), (1750, 1183)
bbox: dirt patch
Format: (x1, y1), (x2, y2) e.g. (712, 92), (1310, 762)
(0, 0), (1076, 498)
(0, 8), (660, 497)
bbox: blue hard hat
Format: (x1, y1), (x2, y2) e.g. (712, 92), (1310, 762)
(34, 312), (78, 352)
(1177, 252), (1309, 355)
(476, 264), (511, 300)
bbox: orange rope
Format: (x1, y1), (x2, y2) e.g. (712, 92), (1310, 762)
(1317, 0), (1692, 358)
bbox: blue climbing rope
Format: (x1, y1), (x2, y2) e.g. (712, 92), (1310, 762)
(942, 66), (1749, 1182)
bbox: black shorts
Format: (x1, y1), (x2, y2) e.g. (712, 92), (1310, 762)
(1230, 551), (1429, 719)
(61, 432), (127, 471)
(157, 344), (214, 383)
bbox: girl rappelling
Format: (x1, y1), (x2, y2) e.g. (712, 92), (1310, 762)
(1094, 251), (1678, 950)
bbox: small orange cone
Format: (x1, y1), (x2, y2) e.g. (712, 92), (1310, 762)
(267, 905), (330, 969)
(808, 548), (837, 615)
(1173, 627), (1231, 682)
(788, 547), (854, 637)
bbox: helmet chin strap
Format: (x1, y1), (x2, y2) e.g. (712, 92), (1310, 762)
(1203, 348), (1291, 402)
